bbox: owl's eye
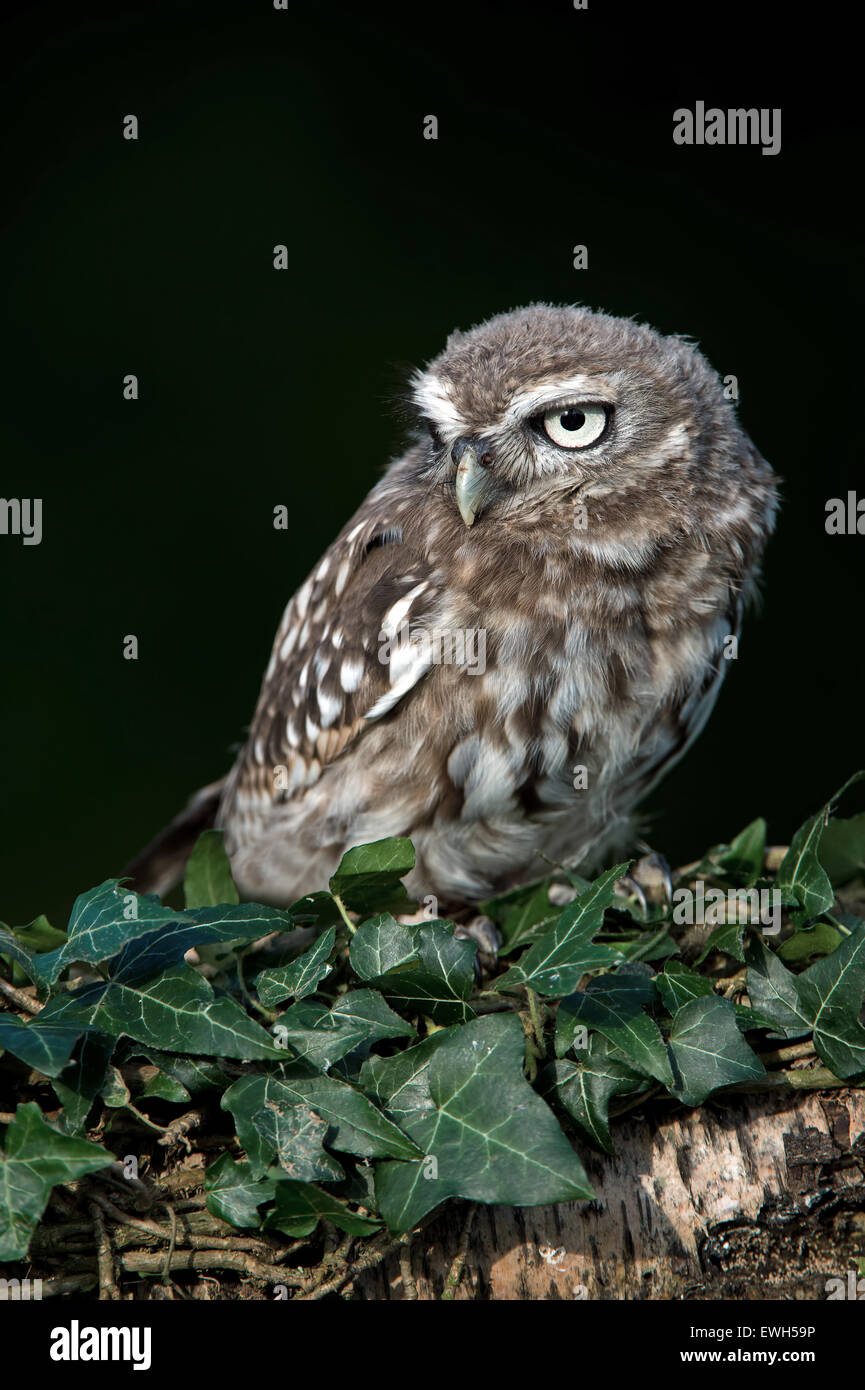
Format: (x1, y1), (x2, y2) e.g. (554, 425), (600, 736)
(540, 403), (608, 449)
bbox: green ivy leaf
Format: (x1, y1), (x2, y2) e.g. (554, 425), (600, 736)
(329, 838), (416, 915)
(350, 914), (420, 979)
(745, 938), (812, 1039)
(204, 1152), (279, 1229)
(778, 776), (864, 926)
(557, 966), (673, 1085)
(0, 1015), (92, 1079)
(222, 1071), (422, 1178)
(370, 1014), (595, 1234)
(796, 922), (865, 1077)
(184, 830), (239, 909)
(818, 813), (865, 887)
(352, 918), (477, 1026)
(264, 1181), (381, 1237)
(38, 964), (282, 1060)
(126, 1048), (232, 1098)
(666, 997), (766, 1105)
(272, 989), (414, 1071)
(252, 1102), (345, 1182)
(547, 1038), (650, 1154)
(496, 883), (558, 954)
(695, 919), (747, 965)
(255, 927), (335, 1006)
(50, 1032), (116, 1132)
(495, 864), (628, 996)
(715, 818), (767, 886)
(654, 960), (715, 1014)
(0, 928), (41, 988)
(0, 1103), (112, 1259)
(778, 921), (844, 964)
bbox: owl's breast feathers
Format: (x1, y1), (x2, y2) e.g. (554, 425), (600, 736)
(216, 453), (766, 905)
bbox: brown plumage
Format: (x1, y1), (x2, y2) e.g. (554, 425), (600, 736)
(127, 305), (777, 907)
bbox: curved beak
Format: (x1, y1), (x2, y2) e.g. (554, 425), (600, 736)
(453, 438), (494, 528)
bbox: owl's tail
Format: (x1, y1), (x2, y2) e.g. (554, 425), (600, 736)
(121, 778), (226, 899)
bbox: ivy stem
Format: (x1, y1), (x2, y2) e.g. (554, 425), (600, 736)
(525, 987), (546, 1060)
(331, 894), (356, 935)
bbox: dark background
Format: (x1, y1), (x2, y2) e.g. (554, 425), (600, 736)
(1, 0), (861, 928)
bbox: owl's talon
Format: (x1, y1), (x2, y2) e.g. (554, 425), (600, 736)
(613, 874), (649, 921)
(630, 851), (675, 910)
(455, 915), (502, 982)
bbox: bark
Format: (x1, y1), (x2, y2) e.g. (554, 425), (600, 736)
(355, 1089), (865, 1300)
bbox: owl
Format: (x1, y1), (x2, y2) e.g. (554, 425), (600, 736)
(128, 305), (777, 909)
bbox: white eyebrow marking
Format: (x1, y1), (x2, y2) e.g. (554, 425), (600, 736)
(411, 370), (464, 436)
(504, 374), (616, 423)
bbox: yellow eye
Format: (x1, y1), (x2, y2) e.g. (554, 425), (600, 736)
(542, 404), (607, 449)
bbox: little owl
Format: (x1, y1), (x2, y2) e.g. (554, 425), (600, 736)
(128, 305), (777, 908)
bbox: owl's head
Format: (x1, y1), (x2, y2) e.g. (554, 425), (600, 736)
(409, 304), (775, 555)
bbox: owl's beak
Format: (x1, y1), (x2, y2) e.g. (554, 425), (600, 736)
(452, 438), (494, 527)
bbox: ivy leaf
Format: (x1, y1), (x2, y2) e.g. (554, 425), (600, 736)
(350, 915), (419, 979)
(695, 919), (747, 965)
(38, 964), (283, 1060)
(50, 1032), (116, 1132)
(0, 1014), (92, 1079)
(264, 1182), (381, 1237)
(547, 1039), (650, 1154)
(329, 838), (416, 915)
(654, 960), (715, 1014)
(371, 1014), (595, 1234)
(715, 818), (767, 886)
(286, 893), (344, 930)
(778, 921), (843, 964)
(495, 864), (628, 996)
(184, 830), (239, 908)
(496, 883), (558, 954)
(255, 928), (335, 1006)
(138, 1069), (189, 1103)
(777, 776), (864, 926)
(666, 997), (766, 1105)
(272, 989), (413, 1071)
(819, 812), (865, 887)
(204, 1152), (278, 1229)
(355, 919), (477, 1026)
(557, 967), (674, 1085)
(126, 1049), (233, 1098)
(745, 938), (812, 1040)
(0, 1103), (113, 1259)
(32, 881), (185, 985)
(32, 881), (296, 987)
(252, 1102), (345, 1182)
(222, 1071), (422, 1178)
(0, 928), (41, 988)
(796, 922), (865, 1077)
(8, 915), (68, 953)
(110, 904), (297, 982)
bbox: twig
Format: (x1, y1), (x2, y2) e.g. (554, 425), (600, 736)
(90, 1200), (120, 1301)
(441, 1204), (477, 1300)
(758, 1040), (816, 1066)
(157, 1109), (202, 1150)
(0, 977), (42, 1014)
(161, 1203), (178, 1283)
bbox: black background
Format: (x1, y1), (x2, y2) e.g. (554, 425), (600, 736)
(1, 0), (862, 928)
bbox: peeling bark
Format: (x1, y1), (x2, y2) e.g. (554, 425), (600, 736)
(355, 1090), (865, 1300)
